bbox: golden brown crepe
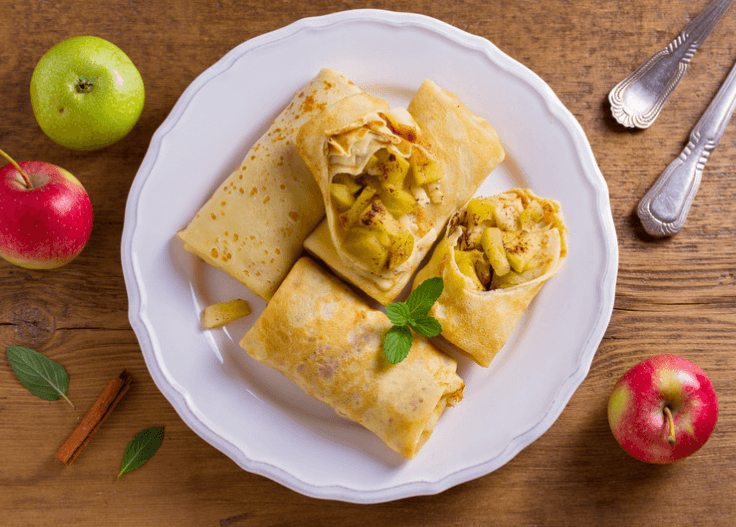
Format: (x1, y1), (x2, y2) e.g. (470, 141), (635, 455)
(298, 80), (505, 305)
(413, 189), (568, 367)
(239, 256), (464, 459)
(177, 69), (362, 301)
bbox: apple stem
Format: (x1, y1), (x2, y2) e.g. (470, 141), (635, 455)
(76, 76), (96, 94)
(0, 147), (32, 189)
(663, 406), (676, 446)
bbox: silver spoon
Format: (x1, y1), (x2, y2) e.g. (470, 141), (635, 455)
(637, 57), (736, 236)
(609, 0), (734, 129)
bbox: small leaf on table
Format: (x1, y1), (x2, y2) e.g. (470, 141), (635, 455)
(6, 346), (74, 408)
(118, 426), (165, 478)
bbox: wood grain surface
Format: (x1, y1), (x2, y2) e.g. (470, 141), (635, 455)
(2, 1), (735, 525)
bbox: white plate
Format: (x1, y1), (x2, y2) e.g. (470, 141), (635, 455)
(122, 9), (617, 503)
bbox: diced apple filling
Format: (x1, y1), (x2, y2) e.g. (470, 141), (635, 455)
(340, 198), (414, 273)
(329, 142), (444, 273)
(452, 196), (557, 291)
(480, 227), (510, 277)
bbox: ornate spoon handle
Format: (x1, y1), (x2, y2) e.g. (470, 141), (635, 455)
(637, 58), (736, 236)
(609, 0), (734, 129)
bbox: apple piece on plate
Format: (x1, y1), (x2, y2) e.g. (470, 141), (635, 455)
(30, 36), (145, 150)
(202, 299), (252, 329)
(0, 149), (93, 269)
(608, 354), (718, 464)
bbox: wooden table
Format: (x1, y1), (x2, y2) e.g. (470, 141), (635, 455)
(2, 1), (735, 524)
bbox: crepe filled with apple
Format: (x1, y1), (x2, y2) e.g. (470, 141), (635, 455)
(239, 256), (464, 459)
(177, 68), (362, 301)
(412, 189), (568, 367)
(297, 80), (505, 305)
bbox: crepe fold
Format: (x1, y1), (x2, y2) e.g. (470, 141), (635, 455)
(413, 189), (568, 367)
(239, 256), (464, 459)
(298, 80), (505, 305)
(177, 68), (362, 301)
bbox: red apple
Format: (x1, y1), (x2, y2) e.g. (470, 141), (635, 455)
(608, 354), (718, 463)
(0, 148), (93, 269)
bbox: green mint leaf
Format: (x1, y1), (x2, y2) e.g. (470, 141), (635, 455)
(384, 302), (411, 326)
(406, 277), (444, 317)
(409, 315), (443, 338)
(118, 426), (165, 478)
(6, 346), (75, 408)
(382, 325), (413, 364)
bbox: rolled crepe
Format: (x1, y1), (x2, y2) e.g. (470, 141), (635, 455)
(413, 189), (568, 367)
(239, 256), (464, 459)
(177, 69), (362, 301)
(298, 80), (505, 305)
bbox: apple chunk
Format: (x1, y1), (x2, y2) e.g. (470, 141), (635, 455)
(202, 299), (252, 329)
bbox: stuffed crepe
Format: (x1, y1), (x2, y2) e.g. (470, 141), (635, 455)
(177, 68), (362, 300)
(239, 256), (464, 459)
(298, 80), (505, 305)
(412, 189), (568, 367)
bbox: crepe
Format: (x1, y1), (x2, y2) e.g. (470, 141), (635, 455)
(239, 256), (464, 459)
(177, 68), (362, 301)
(298, 79), (505, 305)
(412, 189), (568, 367)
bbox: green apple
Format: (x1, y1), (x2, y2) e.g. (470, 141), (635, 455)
(30, 36), (145, 150)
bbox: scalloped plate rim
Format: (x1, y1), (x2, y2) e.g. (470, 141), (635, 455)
(121, 9), (618, 503)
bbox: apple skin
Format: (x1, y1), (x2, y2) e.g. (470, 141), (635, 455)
(30, 36), (145, 150)
(608, 354), (718, 464)
(0, 160), (93, 269)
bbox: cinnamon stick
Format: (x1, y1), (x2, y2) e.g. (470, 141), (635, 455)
(56, 370), (133, 465)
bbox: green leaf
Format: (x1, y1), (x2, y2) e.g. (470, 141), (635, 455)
(382, 325), (413, 364)
(6, 346), (74, 408)
(406, 277), (444, 317)
(409, 315), (443, 338)
(384, 302), (411, 326)
(382, 278), (444, 364)
(118, 426), (165, 478)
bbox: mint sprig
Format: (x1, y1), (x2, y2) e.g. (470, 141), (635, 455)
(382, 277), (444, 364)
